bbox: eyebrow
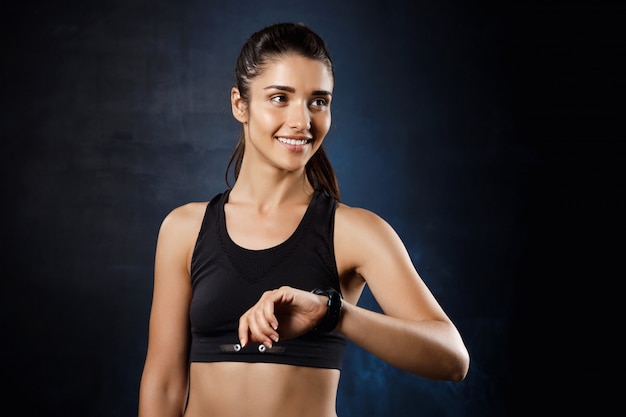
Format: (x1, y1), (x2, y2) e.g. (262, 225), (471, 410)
(264, 85), (332, 97)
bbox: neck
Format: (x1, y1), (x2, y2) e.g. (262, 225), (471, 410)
(230, 173), (314, 208)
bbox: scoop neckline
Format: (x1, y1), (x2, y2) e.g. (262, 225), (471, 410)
(218, 189), (320, 253)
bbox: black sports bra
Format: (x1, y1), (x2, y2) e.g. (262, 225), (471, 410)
(188, 189), (347, 369)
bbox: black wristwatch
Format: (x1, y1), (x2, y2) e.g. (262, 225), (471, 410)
(311, 287), (343, 332)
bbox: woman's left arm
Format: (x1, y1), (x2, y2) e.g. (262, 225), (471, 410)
(334, 204), (470, 381)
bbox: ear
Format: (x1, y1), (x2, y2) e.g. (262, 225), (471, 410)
(231, 87), (248, 123)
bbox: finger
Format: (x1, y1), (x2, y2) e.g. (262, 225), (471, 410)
(238, 313), (250, 348)
(262, 296), (279, 331)
(237, 307), (276, 348)
(251, 306), (279, 345)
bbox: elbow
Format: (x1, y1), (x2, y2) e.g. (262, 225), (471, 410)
(449, 361), (469, 382)
(442, 326), (470, 382)
(420, 343), (470, 382)
(447, 348), (470, 382)
(403, 346), (470, 382)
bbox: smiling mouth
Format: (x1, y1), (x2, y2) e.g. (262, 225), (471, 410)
(276, 137), (311, 146)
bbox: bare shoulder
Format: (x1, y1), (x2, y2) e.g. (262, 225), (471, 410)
(334, 202), (405, 275)
(335, 202), (395, 238)
(155, 201), (210, 273)
(158, 201), (210, 243)
(163, 201), (209, 227)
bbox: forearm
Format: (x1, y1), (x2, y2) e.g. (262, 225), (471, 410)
(336, 301), (469, 381)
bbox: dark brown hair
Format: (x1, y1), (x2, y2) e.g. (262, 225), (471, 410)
(225, 22), (340, 201)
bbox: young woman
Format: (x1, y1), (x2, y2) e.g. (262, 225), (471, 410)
(138, 22), (469, 417)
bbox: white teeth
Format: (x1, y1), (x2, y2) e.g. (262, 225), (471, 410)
(277, 137), (309, 146)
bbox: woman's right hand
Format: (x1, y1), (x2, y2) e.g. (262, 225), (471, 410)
(238, 286), (328, 349)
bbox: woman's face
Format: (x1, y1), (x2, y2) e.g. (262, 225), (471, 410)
(234, 54), (334, 173)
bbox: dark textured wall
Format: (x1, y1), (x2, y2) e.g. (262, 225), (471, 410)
(2, 0), (595, 415)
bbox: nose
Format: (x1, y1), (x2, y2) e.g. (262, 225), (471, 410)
(288, 103), (311, 131)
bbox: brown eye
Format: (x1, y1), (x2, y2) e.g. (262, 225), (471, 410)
(311, 98), (328, 107)
(270, 95), (288, 104)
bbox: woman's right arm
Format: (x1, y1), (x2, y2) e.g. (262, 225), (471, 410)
(138, 203), (204, 417)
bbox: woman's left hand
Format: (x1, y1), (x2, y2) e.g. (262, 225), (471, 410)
(238, 286), (327, 349)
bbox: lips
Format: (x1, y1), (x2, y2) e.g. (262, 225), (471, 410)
(276, 137), (311, 146)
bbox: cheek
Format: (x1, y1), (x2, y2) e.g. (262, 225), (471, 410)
(314, 113), (332, 135)
(253, 108), (282, 130)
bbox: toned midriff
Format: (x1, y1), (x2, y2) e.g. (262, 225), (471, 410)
(183, 361), (340, 417)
